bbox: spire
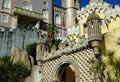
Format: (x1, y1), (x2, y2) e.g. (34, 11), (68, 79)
(90, 0), (103, 3)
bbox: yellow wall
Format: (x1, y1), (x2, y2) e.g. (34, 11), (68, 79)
(58, 65), (75, 82)
(71, 8), (109, 42)
(104, 17), (120, 51)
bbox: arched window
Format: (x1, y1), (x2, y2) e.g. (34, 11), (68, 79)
(23, 2), (32, 11)
(55, 15), (61, 24)
(42, 9), (48, 19)
(3, 0), (11, 8)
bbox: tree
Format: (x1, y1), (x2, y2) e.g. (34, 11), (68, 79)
(46, 24), (61, 52)
(0, 56), (30, 82)
(93, 50), (120, 82)
(26, 42), (37, 64)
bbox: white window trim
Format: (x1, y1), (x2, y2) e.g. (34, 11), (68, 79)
(55, 15), (61, 24)
(42, 9), (48, 20)
(3, 0), (11, 9)
(1, 14), (9, 23)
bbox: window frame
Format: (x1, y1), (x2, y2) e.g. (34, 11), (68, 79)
(3, 0), (11, 9)
(55, 14), (61, 25)
(42, 9), (48, 20)
(1, 14), (9, 23)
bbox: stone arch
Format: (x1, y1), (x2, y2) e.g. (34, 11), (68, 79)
(51, 55), (80, 81)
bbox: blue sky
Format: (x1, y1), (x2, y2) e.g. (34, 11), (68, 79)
(53, 0), (120, 7)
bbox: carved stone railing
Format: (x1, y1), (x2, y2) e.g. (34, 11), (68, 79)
(42, 36), (89, 62)
(77, 1), (110, 18)
(12, 7), (42, 19)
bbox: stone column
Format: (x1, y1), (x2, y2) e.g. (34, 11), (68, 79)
(35, 20), (40, 29)
(12, 15), (18, 29)
(75, 73), (80, 82)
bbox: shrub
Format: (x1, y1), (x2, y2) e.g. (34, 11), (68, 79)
(0, 56), (30, 82)
(26, 43), (37, 64)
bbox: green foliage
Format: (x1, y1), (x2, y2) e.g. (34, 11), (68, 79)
(106, 51), (114, 65)
(0, 56), (30, 82)
(54, 39), (62, 50)
(26, 42), (37, 55)
(106, 72), (113, 82)
(46, 24), (58, 38)
(46, 24), (62, 52)
(93, 50), (120, 82)
(26, 42), (37, 64)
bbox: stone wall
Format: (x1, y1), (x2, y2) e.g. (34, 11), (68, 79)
(11, 48), (34, 82)
(40, 48), (94, 82)
(0, 28), (46, 56)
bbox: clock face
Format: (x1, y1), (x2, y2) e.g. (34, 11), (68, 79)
(23, 3), (32, 11)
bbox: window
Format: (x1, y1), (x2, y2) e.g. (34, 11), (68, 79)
(23, 2), (32, 11)
(55, 15), (61, 24)
(43, 1), (47, 5)
(3, 0), (11, 8)
(42, 9), (48, 19)
(1, 14), (9, 23)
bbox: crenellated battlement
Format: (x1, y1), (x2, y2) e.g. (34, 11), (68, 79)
(67, 25), (80, 36)
(53, 5), (66, 12)
(77, 1), (110, 18)
(104, 5), (120, 22)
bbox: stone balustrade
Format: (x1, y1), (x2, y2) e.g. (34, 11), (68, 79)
(42, 37), (89, 61)
(12, 7), (42, 19)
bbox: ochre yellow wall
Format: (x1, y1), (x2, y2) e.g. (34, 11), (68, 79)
(70, 8), (109, 42)
(104, 17), (120, 51)
(79, 8), (108, 37)
(70, 7), (120, 56)
(59, 65), (75, 82)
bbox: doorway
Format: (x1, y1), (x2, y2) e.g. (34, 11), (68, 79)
(57, 64), (75, 82)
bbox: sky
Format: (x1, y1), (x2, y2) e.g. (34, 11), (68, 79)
(53, 0), (120, 7)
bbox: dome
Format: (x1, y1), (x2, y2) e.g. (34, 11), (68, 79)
(87, 11), (101, 21)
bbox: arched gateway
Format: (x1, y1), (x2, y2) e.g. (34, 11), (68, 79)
(51, 56), (80, 82)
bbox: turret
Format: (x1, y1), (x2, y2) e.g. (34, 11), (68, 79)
(36, 39), (46, 65)
(63, 0), (80, 27)
(85, 11), (102, 58)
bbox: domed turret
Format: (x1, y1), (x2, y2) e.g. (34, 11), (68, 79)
(87, 11), (102, 42)
(85, 11), (102, 58)
(87, 12), (101, 21)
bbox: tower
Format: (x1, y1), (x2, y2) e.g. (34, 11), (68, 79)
(36, 39), (46, 65)
(62, 0), (80, 27)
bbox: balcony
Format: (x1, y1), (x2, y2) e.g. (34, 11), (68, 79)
(12, 7), (42, 20)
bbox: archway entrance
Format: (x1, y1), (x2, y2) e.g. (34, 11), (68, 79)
(57, 64), (75, 82)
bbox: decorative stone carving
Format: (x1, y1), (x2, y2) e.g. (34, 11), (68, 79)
(85, 11), (102, 57)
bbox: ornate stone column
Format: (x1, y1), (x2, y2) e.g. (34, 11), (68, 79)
(75, 76), (80, 82)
